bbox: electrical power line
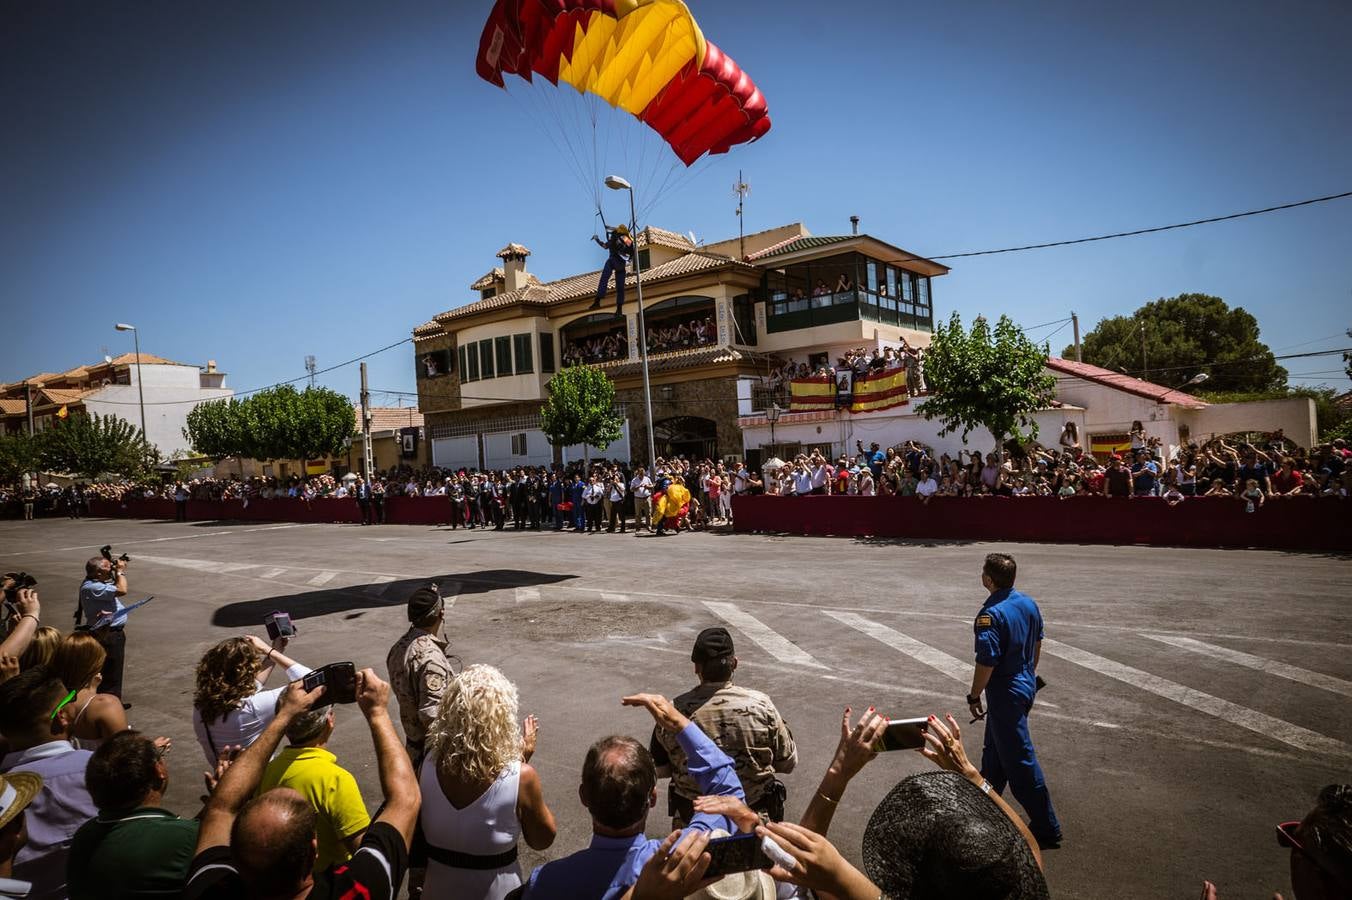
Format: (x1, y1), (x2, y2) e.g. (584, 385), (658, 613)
(926, 190), (1352, 260)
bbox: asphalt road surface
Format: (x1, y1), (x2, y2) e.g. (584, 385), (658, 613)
(3, 516), (1348, 900)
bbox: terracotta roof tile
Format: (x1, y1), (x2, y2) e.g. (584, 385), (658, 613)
(496, 243), (532, 259)
(37, 387), (94, 407)
(1046, 357), (1208, 409)
(597, 345), (751, 378)
(107, 352), (184, 367)
(0, 398), (27, 415)
(355, 406), (425, 432)
(636, 227), (694, 252)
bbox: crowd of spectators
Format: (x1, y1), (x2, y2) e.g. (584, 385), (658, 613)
(766, 342), (926, 407)
(2, 570), (1348, 900)
(757, 427), (1351, 505)
(563, 331), (627, 367)
(645, 314), (717, 354)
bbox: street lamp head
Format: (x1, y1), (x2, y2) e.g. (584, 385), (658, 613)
(766, 403), (782, 424)
(115, 323), (136, 332)
(1183, 373), (1209, 387)
(604, 175), (632, 191)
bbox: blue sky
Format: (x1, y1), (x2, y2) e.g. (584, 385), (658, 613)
(4, 0), (1350, 404)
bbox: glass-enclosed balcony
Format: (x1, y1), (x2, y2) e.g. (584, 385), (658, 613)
(762, 252), (933, 334)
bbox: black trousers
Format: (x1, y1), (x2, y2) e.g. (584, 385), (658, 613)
(175, 499), (188, 521)
(358, 499), (371, 524)
(585, 503), (603, 531)
(95, 627), (126, 698)
(607, 502), (626, 532)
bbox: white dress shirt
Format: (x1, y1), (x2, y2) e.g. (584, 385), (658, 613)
(193, 662), (311, 763)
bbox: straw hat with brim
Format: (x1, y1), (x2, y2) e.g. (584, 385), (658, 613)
(863, 772), (1049, 900)
(688, 830), (777, 900)
(0, 772), (43, 831)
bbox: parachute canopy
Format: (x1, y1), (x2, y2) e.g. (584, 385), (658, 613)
(477, 0), (771, 166)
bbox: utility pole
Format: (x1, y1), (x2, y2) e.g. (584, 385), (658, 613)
(1140, 321), (1148, 380)
(359, 362), (373, 483)
(1071, 311), (1082, 362)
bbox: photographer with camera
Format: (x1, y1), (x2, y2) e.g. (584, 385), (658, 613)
(0, 576), (41, 680)
(77, 550), (130, 700)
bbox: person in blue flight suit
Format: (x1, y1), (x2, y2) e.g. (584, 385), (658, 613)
(548, 472), (565, 531)
(966, 552), (1062, 848)
(570, 473), (587, 531)
(587, 224), (633, 314)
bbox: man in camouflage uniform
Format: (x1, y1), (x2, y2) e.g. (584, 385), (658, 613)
(650, 626), (797, 828)
(385, 584), (453, 763)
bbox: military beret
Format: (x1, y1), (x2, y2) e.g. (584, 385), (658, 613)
(407, 585), (443, 622)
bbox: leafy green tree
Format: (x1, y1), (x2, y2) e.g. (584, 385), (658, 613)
(37, 413), (149, 478)
(184, 386), (353, 463)
(1068, 294), (1286, 391)
(0, 432), (40, 484)
(539, 365), (624, 455)
(920, 312), (1056, 452)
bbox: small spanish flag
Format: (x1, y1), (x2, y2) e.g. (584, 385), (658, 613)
(56, 405), (68, 419)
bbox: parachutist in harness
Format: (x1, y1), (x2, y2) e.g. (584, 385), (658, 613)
(588, 223), (633, 315)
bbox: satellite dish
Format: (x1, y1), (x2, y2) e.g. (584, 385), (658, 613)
(104, 355), (112, 363)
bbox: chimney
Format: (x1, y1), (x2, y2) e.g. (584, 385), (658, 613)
(496, 243), (532, 292)
(206, 360), (217, 373)
(850, 215), (860, 235)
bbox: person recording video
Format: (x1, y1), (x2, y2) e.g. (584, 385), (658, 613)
(77, 555), (129, 701)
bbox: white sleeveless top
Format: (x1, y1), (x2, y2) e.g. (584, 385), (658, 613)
(420, 758), (522, 900)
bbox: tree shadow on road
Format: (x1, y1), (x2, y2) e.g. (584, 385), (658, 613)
(209, 569), (578, 628)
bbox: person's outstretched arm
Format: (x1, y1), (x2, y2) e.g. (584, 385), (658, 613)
(359, 668), (420, 848)
(798, 707), (886, 837)
(196, 679), (326, 853)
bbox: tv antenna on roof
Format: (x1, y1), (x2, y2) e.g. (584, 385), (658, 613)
(733, 170), (751, 260)
(304, 355), (317, 388)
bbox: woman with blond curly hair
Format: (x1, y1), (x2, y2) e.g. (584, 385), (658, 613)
(420, 663), (555, 900)
(191, 633), (309, 763)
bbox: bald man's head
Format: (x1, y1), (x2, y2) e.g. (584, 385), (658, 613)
(231, 789), (317, 898)
(85, 557), (111, 580)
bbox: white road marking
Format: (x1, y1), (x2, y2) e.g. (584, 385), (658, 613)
(307, 571), (338, 587)
(259, 568), (288, 579)
(600, 592), (630, 603)
(364, 576), (396, 596)
(515, 587), (540, 604)
(1042, 638), (1352, 757)
(702, 601), (827, 669)
(219, 563), (259, 573)
(1143, 633), (1352, 699)
(823, 610), (971, 682)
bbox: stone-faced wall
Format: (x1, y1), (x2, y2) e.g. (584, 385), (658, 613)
(414, 333), (460, 416)
(616, 375), (742, 462)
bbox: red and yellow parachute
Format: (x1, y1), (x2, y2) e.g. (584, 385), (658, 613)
(477, 0), (771, 166)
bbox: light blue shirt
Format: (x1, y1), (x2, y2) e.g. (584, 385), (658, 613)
(525, 722), (743, 900)
(78, 579), (126, 628)
(2, 741), (98, 900)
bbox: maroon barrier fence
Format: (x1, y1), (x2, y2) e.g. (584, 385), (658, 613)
(730, 494), (1352, 552)
(87, 496), (460, 526)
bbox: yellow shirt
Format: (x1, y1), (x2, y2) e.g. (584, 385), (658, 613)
(257, 746), (371, 872)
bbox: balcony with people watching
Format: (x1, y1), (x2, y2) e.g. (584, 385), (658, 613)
(561, 314), (628, 366)
(759, 248), (940, 336)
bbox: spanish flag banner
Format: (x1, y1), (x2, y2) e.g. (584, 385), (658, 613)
(1089, 433), (1131, 459)
(304, 460), (328, 476)
(850, 368), (909, 414)
(56, 405), (69, 419)
(789, 376), (835, 412)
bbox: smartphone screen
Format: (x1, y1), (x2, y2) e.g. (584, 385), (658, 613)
(704, 833), (772, 879)
(302, 662), (357, 704)
(874, 716), (929, 752)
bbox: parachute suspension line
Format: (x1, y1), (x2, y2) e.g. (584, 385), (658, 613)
(510, 81), (590, 201)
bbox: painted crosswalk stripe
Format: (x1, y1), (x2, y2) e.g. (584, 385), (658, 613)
(1143, 634), (1352, 699)
(601, 592), (630, 604)
(364, 576), (396, 596)
(824, 611), (972, 683)
(1042, 638), (1351, 757)
(515, 587), (540, 604)
(703, 601), (827, 669)
(259, 568), (287, 580)
(307, 571), (338, 587)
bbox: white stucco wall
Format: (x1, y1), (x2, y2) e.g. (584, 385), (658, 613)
(1185, 397), (1317, 447)
(431, 436), (479, 471)
(82, 364), (233, 458)
(562, 420), (632, 464)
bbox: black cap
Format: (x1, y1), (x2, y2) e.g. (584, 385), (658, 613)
(407, 585), (443, 623)
(691, 626), (734, 663)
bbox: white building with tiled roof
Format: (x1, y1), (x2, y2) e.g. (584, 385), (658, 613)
(1, 354), (233, 457)
(411, 221), (948, 468)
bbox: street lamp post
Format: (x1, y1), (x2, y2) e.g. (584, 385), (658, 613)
(604, 174), (657, 469)
(766, 403), (782, 451)
(114, 323), (148, 453)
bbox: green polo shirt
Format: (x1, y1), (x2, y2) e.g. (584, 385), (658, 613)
(67, 806), (199, 899)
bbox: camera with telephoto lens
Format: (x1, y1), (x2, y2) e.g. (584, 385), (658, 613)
(99, 545), (130, 565)
(3, 572), (37, 600)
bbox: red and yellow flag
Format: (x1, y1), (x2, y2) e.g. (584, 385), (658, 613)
(56, 405), (69, 419)
(789, 376), (835, 412)
(850, 368), (909, 414)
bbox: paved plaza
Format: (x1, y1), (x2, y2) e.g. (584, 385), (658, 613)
(3, 516), (1348, 899)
